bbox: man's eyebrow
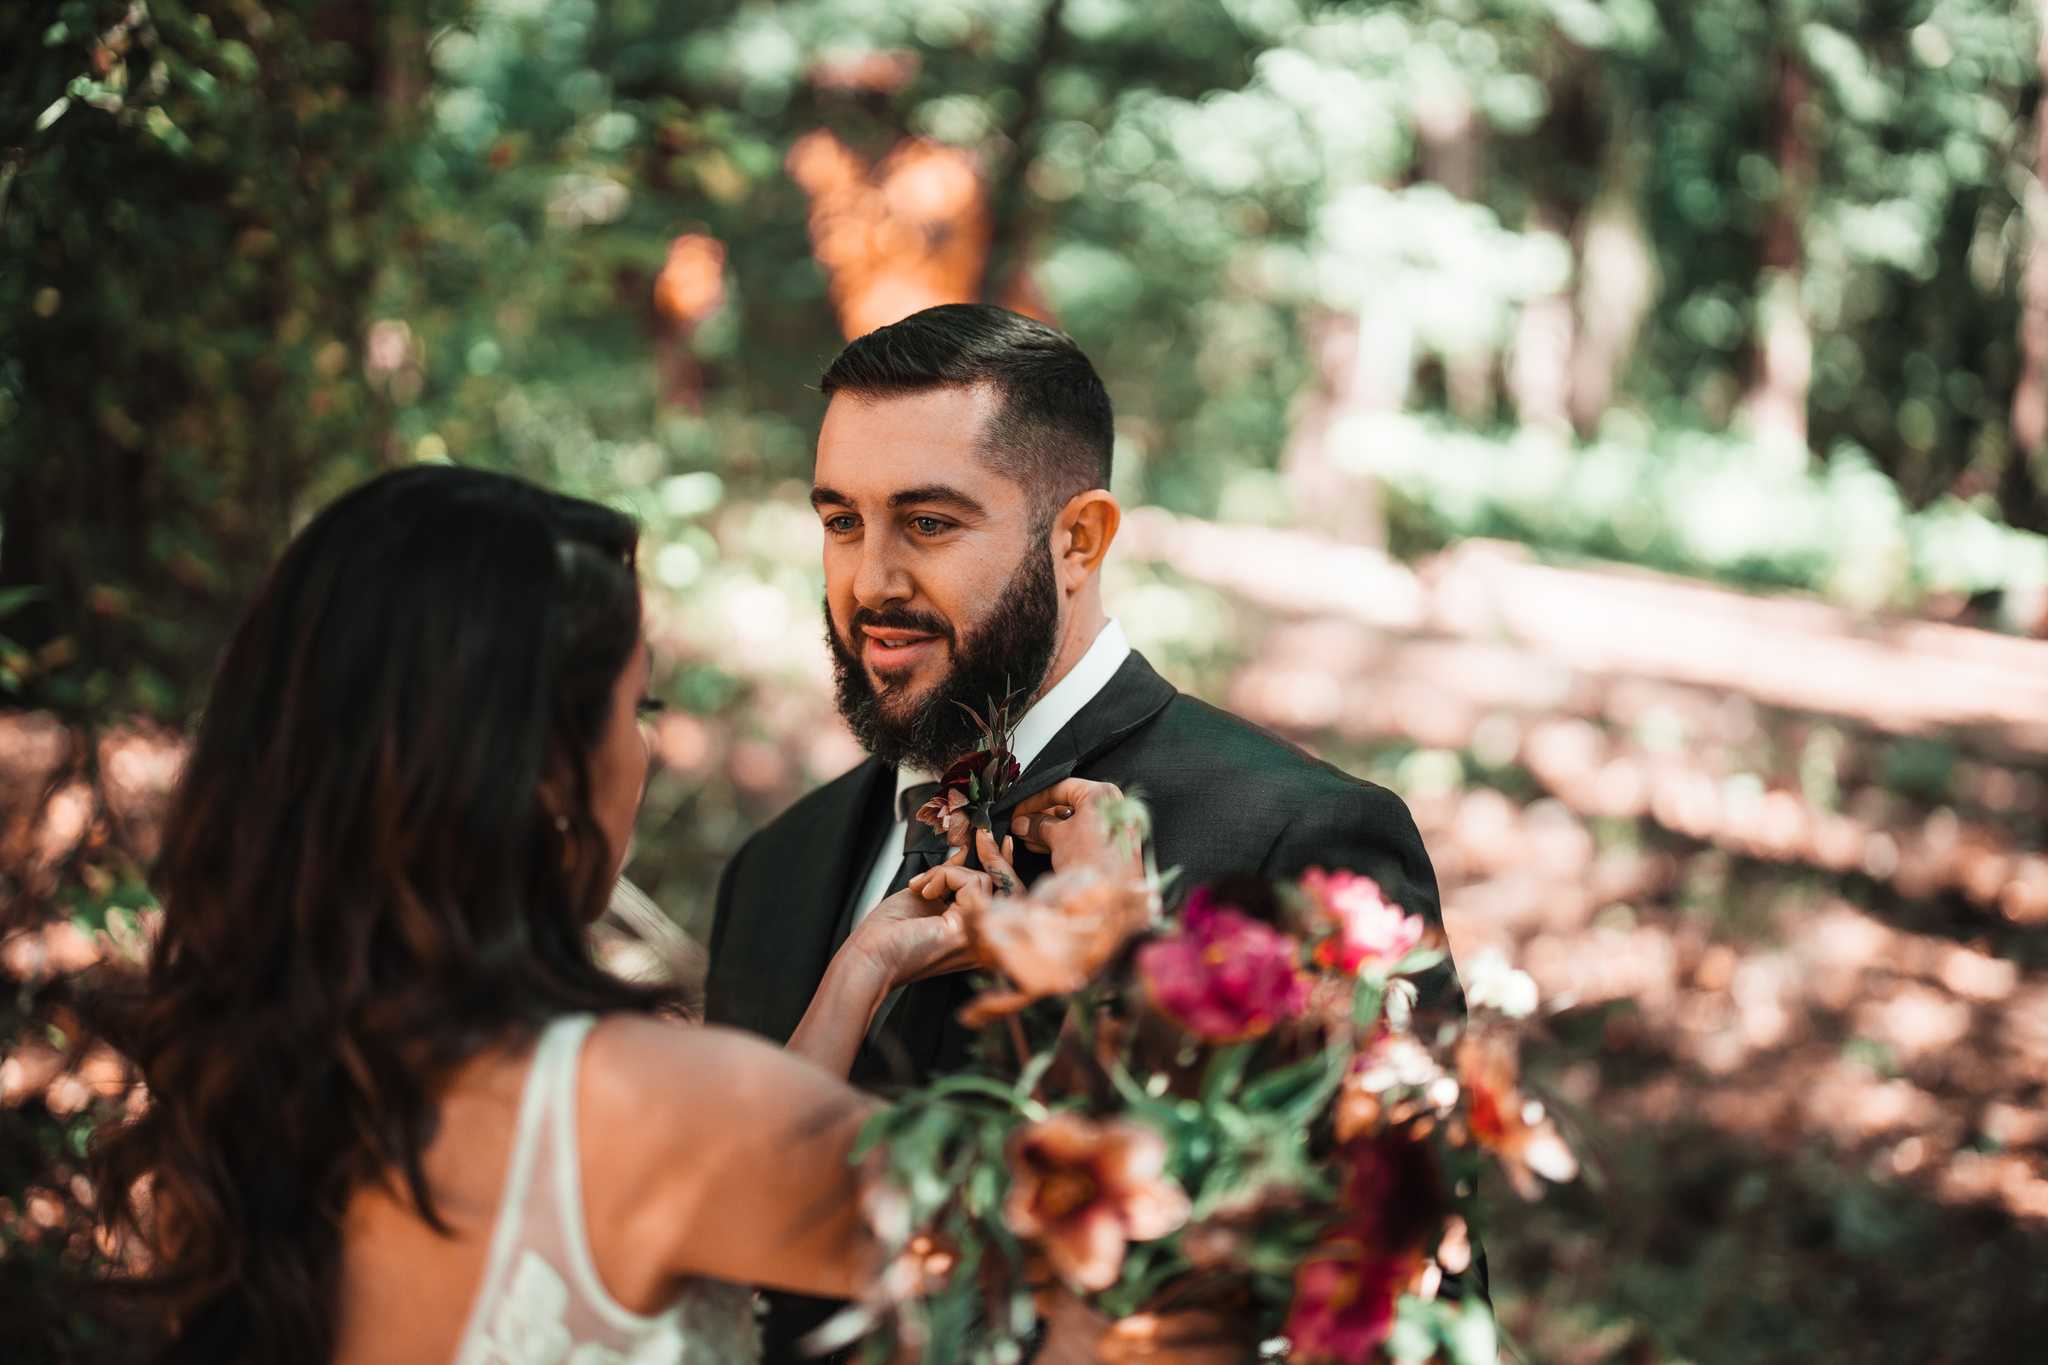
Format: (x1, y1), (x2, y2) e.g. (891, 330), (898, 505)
(887, 484), (987, 517)
(809, 485), (853, 510)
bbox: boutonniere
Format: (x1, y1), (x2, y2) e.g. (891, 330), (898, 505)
(915, 692), (1024, 853)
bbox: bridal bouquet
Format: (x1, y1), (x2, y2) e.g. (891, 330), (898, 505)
(822, 796), (1575, 1364)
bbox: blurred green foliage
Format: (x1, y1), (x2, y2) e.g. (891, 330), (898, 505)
(4, 0), (2045, 724)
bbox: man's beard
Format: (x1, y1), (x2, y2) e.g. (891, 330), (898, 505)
(826, 543), (1061, 775)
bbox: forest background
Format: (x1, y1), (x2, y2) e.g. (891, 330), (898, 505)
(5, 2), (2048, 1361)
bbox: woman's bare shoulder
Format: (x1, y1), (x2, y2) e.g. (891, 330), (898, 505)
(573, 1012), (878, 1297)
(580, 1014), (863, 1143)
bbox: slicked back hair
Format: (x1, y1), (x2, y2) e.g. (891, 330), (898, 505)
(819, 303), (1113, 527)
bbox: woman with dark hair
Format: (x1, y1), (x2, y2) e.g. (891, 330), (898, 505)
(88, 465), (1016, 1364)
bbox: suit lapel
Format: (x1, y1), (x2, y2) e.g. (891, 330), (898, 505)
(994, 651), (1178, 819)
(770, 757), (895, 1038)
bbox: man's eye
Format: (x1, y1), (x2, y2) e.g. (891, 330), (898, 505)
(910, 516), (949, 536)
(825, 515), (859, 534)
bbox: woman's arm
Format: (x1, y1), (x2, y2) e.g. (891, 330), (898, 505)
(782, 948), (893, 1078)
(583, 1016), (884, 1301)
(784, 840), (1013, 1076)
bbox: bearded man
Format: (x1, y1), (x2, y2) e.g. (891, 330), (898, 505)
(704, 304), (1468, 1361)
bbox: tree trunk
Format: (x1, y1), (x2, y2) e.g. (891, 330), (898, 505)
(1741, 51), (1814, 464)
(1569, 125), (1657, 435)
(976, 0), (1068, 309)
(1417, 88), (1494, 423)
(2005, 4), (2048, 533)
(1509, 202), (1576, 434)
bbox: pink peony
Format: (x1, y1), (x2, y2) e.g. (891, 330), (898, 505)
(1299, 868), (1425, 977)
(1285, 1238), (1420, 1363)
(1137, 889), (1308, 1042)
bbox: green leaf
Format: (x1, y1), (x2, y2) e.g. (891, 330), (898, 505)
(1240, 1047), (1338, 1110)
(1391, 947), (1446, 978)
(1201, 1040), (1255, 1106)
(1446, 1298), (1500, 1365)
(1385, 1295), (1441, 1362)
(1275, 1045), (1350, 1127)
(0, 585), (43, 617)
(849, 1108), (897, 1164)
(1352, 976), (1385, 1030)
(1014, 1047), (1056, 1101)
(927, 1073), (1043, 1118)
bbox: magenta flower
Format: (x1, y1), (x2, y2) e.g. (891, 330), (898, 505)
(1285, 1237), (1420, 1363)
(1299, 868), (1425, 977)
(1137, 889), (1308, 1042)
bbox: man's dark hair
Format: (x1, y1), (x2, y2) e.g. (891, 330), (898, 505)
(819, 302), (1113, 523)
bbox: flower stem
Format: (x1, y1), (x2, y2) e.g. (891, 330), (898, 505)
(1200, 1041), (1255, 1107)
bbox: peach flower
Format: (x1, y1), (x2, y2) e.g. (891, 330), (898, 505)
(1003, 1113), (1190, 1291)
(959, 867), (1156, 1026)
(1456, 1029), (1578, 1200)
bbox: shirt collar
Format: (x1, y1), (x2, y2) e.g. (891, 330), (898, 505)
(891, 619), (1131, 819)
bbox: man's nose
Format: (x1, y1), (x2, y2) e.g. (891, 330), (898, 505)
(851, 537), (912, 609)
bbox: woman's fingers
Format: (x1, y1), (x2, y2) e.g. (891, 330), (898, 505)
(1011, 778), (1118, 818)
(953, 878), (993, 917)
(975, 829), (1022, 897)
(1009, 805), (1073, 853)
(1010, 778), (1125, 862)
(916, 863), (993, 903)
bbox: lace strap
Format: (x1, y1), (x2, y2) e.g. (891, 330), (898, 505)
(449, 1013), (591, 1364)
(542, 1013), (665, 1331)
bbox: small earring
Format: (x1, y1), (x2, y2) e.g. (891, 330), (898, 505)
(553, 813), (570, 833)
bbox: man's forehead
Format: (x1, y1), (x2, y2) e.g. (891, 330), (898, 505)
(812, 386), (1021, 503)
(817, 384), (996, 448)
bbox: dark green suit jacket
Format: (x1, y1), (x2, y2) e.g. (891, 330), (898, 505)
(705, 651), (1472, 1361)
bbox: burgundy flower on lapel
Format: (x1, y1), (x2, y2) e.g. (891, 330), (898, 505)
(916, 692), (1026, 847)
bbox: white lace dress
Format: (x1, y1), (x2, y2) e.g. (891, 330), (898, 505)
(452, 1014), (761, 1365)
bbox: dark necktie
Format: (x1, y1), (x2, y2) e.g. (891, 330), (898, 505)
(884, 780), (949, 897)
(831, 780), (944, 952)
(849, 779), (950, 1050)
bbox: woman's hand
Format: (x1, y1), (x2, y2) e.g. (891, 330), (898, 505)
(1007, 778), (1144, 879)
(792, 839), (1021, 1077)
(845, 833), (1022, 990)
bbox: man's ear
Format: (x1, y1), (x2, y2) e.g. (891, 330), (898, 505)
(1053, 490), (1121, 589)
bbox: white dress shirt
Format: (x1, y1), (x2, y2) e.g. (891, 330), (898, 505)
(845, 618), (1132, 933)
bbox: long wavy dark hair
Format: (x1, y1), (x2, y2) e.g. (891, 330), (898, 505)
(89, 465), (682, 1362)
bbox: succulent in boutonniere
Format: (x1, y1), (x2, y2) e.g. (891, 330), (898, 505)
(914, 691), (1024, 852)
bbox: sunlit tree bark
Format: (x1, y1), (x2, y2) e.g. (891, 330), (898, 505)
(1741, 50), (1814, 464)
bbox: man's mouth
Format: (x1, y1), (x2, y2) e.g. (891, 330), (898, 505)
(862, 627), (943, 670)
